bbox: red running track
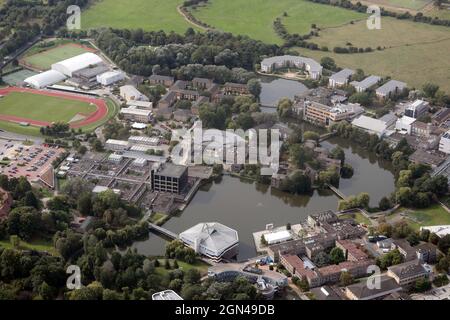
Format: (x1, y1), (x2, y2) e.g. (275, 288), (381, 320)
(0, 87), (108, 128)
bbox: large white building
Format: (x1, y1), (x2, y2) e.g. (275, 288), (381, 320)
(119, 85), (149, 102)
(439, 130), (450, 154)
(351, 115), (390, 137)
(51, 52), (103, 77)
(350, 75), (381, 92)
(97, 71), (125, 86)
(260, 55), (323, 80)
(395, 116), (416, 135)
(180, 222), (239, 261)
(24, 70), (67, 89)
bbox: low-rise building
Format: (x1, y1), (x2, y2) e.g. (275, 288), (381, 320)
(395, 116), (416, 135)
(120, 106), (153, 123)
(328, 69), (355, 88)
(345, 275), (402, 300)
(180, 222), (239, 261)
(149, 75), (175, 87)
(376, 80), (407, 100)
(439, 130), (450, 154)
(97, 71), (125, 86)
(128, 136), (160, 146)
(404, 100), (430, 119)
(350, 75), (381, 92)
(304, 101), (363, 127)
(351, 115), (390, 137)
(152, 290), (183, 300)
(260, 55), (323, 79)
(120, 85), (149, 102)
(105, 139), (129, 151)
(223, 82), (250, 95)
(387, 259), (428, 287)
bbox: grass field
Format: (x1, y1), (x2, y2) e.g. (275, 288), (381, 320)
(191, 0), (364, 44)
(387, 204), (450, 230)
(0, 92), (96, 123)
(296, 16), (450, 92)
(154, 259), (210, 276)
(21, 43), (95, 71)
(0, 96), (118, 137)
(82, 0), (194, 33)
(0, 238), (58, 256)
(360, 0), (432, 10)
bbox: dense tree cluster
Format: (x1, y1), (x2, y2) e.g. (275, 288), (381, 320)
(93, 28), (281, 76)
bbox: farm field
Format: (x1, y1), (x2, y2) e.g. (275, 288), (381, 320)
(296, 17), (450, 92)
(82, 0), (193, 33)
(20, 42), (95, 71)
(358, 0), (432, 10)
(191, 0), (365, 44)
(0, 92), (96, 123)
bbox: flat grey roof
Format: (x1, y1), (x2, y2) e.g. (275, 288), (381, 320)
(330, 68), (355, 81)
(376, 80), (407, 95)
(155, 163), (187, 178)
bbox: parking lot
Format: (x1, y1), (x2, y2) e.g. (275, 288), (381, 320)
(0, 140), (65, 183)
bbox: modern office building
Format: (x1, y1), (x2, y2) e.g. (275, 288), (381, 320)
(180, 222), (239, 261)
(152, 163), (188, 194)
(404, 100), (430, 119)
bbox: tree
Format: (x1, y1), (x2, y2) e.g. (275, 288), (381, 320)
(340, 163), (354, 179)
(184, 269), (201, 285)
(438, 235), (450, 254)
(407, 232), (420, 246)
(340, 271), (354, 286)
(247, 78), (261, 99)
(379, 197), (392, 211)
(320, 57), (337, 71)
(422, 83), (439, 98)
(313, 251), (330, 267)
(330, 146), (345, 165)
(77, 193), (92, 216)
(277, 98), (293, 118)
(414, 278), (431, 293)
(330, 247), (345, 264)
(303, 131), (320, 142)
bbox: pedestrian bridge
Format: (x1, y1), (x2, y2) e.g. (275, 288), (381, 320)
(148, 223), (179, 240)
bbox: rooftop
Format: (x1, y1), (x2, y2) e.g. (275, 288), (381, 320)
(155, 163), (187, 178)
(388, 259), (427, 279)
(376, 80), (407, 95)
(346, 275), (402, 300)
(330, 68), (355, 82)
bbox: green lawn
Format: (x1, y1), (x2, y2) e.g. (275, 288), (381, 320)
(388, 204), (450, 230)
(0, 238), (58, 256)
(21, 43), (95, 71)
(155, 259), (210, 276)
(340, 212), (372, 226)
(0, 92), (97, 123)
(296, 16), (450, 93)
(191, 0), (364, 44)
(82, 0), (194, 33)
(382, 0), (431, 10)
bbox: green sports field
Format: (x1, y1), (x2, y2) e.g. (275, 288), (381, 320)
(21, 43), (95, 71)
(0, 92), (96, 123)
(82, 0), (194, 33)
(191, 0), (365, 44)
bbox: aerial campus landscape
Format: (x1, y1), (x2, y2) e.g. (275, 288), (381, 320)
(0, 0), (449, 306)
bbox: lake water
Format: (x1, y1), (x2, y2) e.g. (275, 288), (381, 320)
(259, 77), (308, 108)
(130, 137), (396, 260)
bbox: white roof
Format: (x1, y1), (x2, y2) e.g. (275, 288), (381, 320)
(264, 230), (292, 244)
(52, 52), (103, 77)
(152, 290), (183, 301)
(24, 70), (66, 89)
(352, 115), (387, 134)
(131, 122), (148, 129)
(261, 55), (322, 73)
(351, 75), (381, 90)
(93, 186), (109, 193)
(180, 222), (239, 257)
(397, 116), (416, 126)
(330, 68), (355, 82)
(421, 225), (450, 238)
(106, 139), (129, 146)
(97, 70), (124, 81)
(120, 107), (152, 116)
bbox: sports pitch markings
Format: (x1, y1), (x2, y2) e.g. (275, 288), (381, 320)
(20, 43), (97, 71)
(0, 87), (108, 128)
